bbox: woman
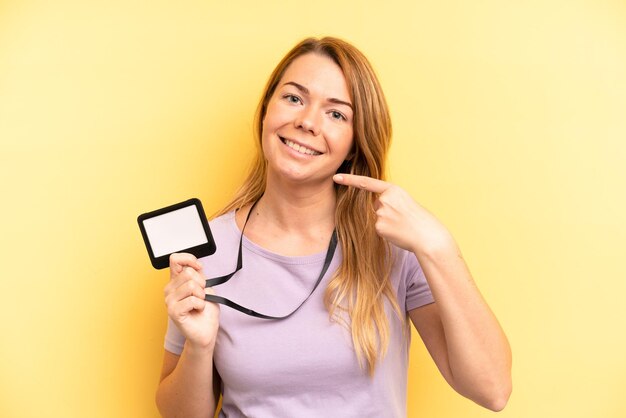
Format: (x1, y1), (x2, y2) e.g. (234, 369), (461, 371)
(156, 37), (512, 417)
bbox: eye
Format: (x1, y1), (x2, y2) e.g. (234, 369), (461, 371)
(283, 94), (302, 105)
(329, 110), (347, 121)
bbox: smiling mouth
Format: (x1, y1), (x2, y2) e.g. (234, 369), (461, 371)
(279, 137), (322, 156)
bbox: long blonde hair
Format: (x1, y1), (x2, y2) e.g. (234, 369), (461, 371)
(216, 37), (402, 375)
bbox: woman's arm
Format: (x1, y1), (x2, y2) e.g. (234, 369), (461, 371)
(408, 238), (512, 411)
(156, 347), (220, 418)
(333, 174), (512, 411)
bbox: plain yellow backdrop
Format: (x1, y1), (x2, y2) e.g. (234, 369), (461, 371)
(1, 0), (625, 417)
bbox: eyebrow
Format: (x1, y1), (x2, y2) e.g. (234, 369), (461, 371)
(282, 81), (353, 110)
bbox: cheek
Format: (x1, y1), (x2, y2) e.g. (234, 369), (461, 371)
(332, 127), (354, 156)
(260, 126), (272, 159)
(263, 100), (288, 129)
(260, 116), (273, 157)
(261, 105), (280, 147)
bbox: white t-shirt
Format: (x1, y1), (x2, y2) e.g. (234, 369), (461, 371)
(165, 211), (434, 418)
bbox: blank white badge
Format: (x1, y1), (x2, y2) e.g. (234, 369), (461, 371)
(142, 205), (208, 258)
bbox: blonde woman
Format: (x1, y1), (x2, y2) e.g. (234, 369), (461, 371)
(156, 37), (512, 418)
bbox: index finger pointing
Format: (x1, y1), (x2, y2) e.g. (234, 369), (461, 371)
(333, 174), (391, 194)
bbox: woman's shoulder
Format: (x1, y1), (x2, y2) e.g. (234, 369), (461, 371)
(210, 209), (236, 225)
(389, 244), (424, 284)
(208, 210), (238, 240)
(390, 244), (416, 266)
(388, 244), (434, 310)
(197, 210), (240, 270)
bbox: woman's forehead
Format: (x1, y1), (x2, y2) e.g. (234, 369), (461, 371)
(278, 53), (351, 102)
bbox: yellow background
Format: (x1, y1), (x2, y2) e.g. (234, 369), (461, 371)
(1, 1), (625, 417)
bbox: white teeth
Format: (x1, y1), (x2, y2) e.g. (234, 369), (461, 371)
(283, 138), (321, 156)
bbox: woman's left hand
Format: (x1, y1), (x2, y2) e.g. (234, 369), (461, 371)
(333, 174), (456, 255)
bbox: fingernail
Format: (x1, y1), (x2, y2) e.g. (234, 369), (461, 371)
(334, 174), (343, 182)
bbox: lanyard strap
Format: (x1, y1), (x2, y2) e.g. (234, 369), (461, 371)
(203, 201), (338, 320)
(203, 200), (256, 288)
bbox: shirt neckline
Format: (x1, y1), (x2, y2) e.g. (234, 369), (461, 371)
(225, 210), (332, 265)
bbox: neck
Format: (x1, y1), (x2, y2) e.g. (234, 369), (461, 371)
(254, 174), (336, 235)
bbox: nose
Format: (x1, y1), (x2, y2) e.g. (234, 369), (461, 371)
(295, 106), (321, 136)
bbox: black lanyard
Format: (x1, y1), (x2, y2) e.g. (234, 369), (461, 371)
(203, 200), (338, 320)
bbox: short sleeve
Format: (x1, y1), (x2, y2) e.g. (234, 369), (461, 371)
(404, 252), (435, 312)
(164, 316), (186, 355)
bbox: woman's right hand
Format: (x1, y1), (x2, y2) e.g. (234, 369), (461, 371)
(164, 253), (220, 351)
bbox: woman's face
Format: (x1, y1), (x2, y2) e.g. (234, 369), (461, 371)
(261, 53), (354, 186)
